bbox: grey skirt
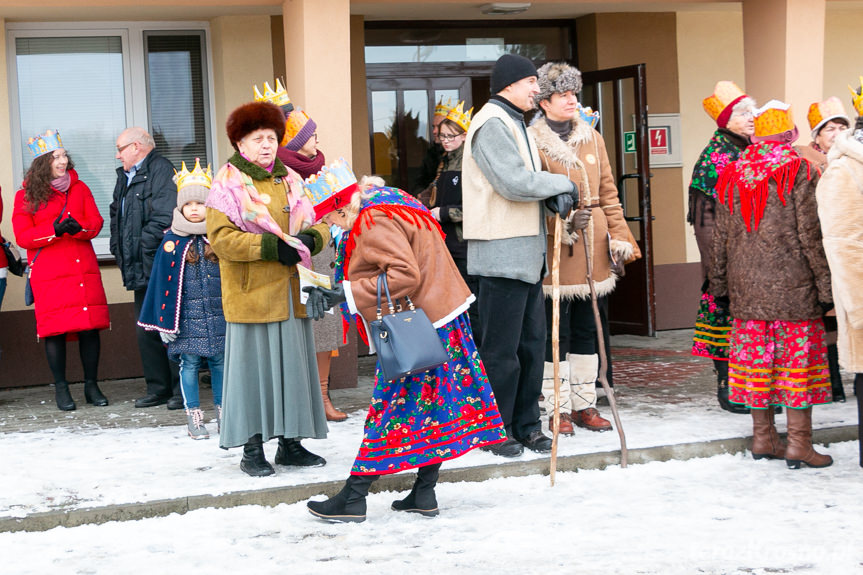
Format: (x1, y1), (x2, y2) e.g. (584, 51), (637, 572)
(311, 248), (343, 353)
(219, 313), (328, 449)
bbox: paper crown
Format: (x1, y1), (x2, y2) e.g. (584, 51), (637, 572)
(577, 103), (600, 128)
(807, 97), (850, 137)
(253, 79), (293, 112)
(703, 81), (747, 127)
(848, 76), (863, 117)
(434, 97), (454, 118)
(444, 101), (473, 132)
(283, 107), (317, 150)
(302, 158), (359, 221)
(754, 100), (795, 137)
(27, 129), (63, 157)
(174, 158), (212, 191)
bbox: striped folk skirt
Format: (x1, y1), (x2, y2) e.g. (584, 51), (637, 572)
(692, 293), (732, 361)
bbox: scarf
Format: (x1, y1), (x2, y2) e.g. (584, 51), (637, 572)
(170, 208), (208, 237)
(277, 148), (326, 179)
(689, 129), (749, 200)
(333, 186), (444, 344)
(206, 152), (315, 268)
(717, 141), (811, 232)
(51, 172), (71, 193)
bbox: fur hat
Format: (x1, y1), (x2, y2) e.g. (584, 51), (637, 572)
(536, 62), (583, 107)
(226, 101), (286, 150)
(490, 54), (538, 94)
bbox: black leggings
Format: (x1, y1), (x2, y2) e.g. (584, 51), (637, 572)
(44, 330), (100, 383)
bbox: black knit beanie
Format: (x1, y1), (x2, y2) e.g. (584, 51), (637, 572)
(490, 54), (538, 94)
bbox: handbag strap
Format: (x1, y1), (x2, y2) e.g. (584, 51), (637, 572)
(376, 272), (416, 317)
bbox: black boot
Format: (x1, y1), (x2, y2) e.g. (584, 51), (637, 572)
(715, 360), (749, 414)
(856, 373), (863, 468)
(308, 475), (378, 523)
(240, 434), (275, 477)
(275, 437), (326, 467)
(54, 381), (76, 411)
(84, 380), (108, 406)
(827, 343), (845, 402)
(392, 463), (441, 517)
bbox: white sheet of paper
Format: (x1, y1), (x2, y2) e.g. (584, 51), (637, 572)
(296, 264), (334, 314)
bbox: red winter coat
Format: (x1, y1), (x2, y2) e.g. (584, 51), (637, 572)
(12, 170), (109, 337)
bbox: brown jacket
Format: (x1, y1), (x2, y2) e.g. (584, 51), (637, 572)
(795, 142), (827, 173)
(345, 208), (472, 327)
(710, 148), (831, 321)
(529, 116), (640, 300)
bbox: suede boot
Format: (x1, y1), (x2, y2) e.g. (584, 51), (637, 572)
(827, 344), (845, 402)
(84, 380), (109, 406)
(321, 379), (347, 422)
(275, 437), (326, 467)
(392, 463), (441, 517)
(751, 408), (785, 460)
(240, 434), (275, 477)
(715, 360), (749, 414)
(54, 381), (76, 411)
(785, 407), (833, 469)
(308, 474), (378, 523)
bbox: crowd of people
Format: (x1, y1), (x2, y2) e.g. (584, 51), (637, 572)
(3, 53), (861, 524)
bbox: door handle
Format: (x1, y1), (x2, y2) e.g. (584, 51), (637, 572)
(617, 172), (655, 222)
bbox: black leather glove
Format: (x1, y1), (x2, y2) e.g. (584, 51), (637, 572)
(303, 285), (347, 320)
(700, 278), (710, 294)
(819, 301), (835, 315)
(571, 208), (591, 231)
(297, 233), (316, 252)
(54, 216), (82, 237)
(545, 192), (574, 218)
(276, 239), (301, 266)
(714, 295), (730, 310)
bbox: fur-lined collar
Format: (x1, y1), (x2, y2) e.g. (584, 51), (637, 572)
(829, 129), (863, 165)
(530, 116), (595, 168)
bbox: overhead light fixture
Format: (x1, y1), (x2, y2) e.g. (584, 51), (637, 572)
(480, 3), (531, 15)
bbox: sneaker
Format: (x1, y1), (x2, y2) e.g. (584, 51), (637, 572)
(186, 408), (210, 440)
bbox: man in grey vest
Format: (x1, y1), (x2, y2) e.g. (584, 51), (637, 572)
(463, 54), (578, 457)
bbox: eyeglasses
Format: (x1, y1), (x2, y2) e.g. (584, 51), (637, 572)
(116, 141), (136, 153)
(439, 134), (463, 142)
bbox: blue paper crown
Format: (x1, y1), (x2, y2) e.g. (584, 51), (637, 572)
(27, 129), (63, 157)
(577, 104), (600, 129)
(302, 158), (358, 206)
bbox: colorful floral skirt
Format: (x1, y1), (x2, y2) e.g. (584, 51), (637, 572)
(692, 293), (732, 361)
(351, 312), (506, 475)
(728, 318), (832, 409)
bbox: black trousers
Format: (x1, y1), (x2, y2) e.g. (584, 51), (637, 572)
(476, 276), (545, 439)
(134, 288), (180, 398)
(544, 295), (614, 387)
(453, 256), (481, 347)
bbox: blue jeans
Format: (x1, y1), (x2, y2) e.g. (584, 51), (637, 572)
(179, 352), (224, 409)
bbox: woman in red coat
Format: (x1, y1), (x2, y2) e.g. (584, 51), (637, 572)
(12, 131), (110, 411)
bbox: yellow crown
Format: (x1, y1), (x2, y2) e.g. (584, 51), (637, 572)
(848, 76), (863, 116)
(174, 158), (213, 191)
(444, 101), (473, 132)
(754, 100), (795, 138)
(253, 79), (293, 110)
(703, 81), (746, 123)
(434, 97), (454, 118)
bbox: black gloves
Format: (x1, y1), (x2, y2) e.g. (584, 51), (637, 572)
(276, 233), (316, 267)
(714, 295), (730, 310)
(303, 284), (347, 320)
(54, 216), (82, 237)
(545, 193), (574, 217)
(700, 279), (710, 294)
(819, 301), (835, 315)
(570, 208), (591, 231)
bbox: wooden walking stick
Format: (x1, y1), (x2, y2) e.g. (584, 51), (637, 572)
(550, 215), (563, 486)
(583, 224), (628, 468)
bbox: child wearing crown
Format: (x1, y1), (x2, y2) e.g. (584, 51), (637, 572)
(138, 160), (226, 440)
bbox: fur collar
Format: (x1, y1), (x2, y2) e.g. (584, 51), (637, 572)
(830, 130), (863, 165)
(228, 151), (288, 181)
(530, 116), (595, 169)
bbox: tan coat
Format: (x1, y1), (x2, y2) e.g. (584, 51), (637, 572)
(795, 143), (827, 174)
(818, 131), (863, 371)
(529, 116), (640, 300)
(207, 174), (329, 323)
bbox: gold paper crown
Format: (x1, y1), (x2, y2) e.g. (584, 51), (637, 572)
(444, 101), (473, 132)
(253, 79), (293, 110)
(434, 97), (454, 117)
(848, 76), (863, 116)
(807, 97), (849, 134)
(754, 100), (795, 138)
(174, 158), (213, 191)
(703, 81), (746, 123)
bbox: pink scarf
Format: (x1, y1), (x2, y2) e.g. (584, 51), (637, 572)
(51, 173), (71, 193)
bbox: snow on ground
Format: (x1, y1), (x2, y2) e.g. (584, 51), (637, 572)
(0, 400), (858, 518)
(2, 441), (862, 575)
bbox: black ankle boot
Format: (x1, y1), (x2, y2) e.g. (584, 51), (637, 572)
(275, 437), (326, 467)
(392, 463), (441, 517)
(240, 434), (274, 477)
(84, 380), (108, 406)
(715, 361), (749, 414)
(308, 475), (378, 523)
(54, 381), (76, 411)
(827, 344), (846, 402)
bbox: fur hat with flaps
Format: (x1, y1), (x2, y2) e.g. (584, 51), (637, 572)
(226, 101), (285, 150)
(536, 62), (583, 108)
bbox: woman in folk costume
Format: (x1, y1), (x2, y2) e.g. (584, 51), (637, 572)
(303, 164), (505, 523)
(206, 100), (331, 477)
(710, 100), (834, 469)
(254, 80), (348, 422)
(798, 97), (851, 403)
(528, 62), (640, 435)
(689, 81), (756, 414)
(815, 82), (863, 467)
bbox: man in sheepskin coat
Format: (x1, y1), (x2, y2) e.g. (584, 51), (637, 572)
(529, 62), (640, 435)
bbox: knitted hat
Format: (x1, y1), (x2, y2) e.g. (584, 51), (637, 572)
(752, 99), (798, 143)
(807, 97), (850, 138)
(283, 107), (317, 151)
(703, 81), (749, 128)
(226, 101), (286, 150)
(535, 62), (583, 107)
(173, 159), (212, 207)
(490, 54), (538, 94)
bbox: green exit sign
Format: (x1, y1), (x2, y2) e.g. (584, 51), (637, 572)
(624, 131), (637, 153)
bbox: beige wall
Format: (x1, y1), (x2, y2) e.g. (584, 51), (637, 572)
(350, 15), (371, 177)
(824, 6), (863, 119)
(676, 11), (745, 263)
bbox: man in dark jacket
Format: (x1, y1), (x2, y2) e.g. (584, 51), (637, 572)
(110, 127), (181, 409)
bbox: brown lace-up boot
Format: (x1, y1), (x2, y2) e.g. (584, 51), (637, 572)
(785, 407), (833, 469)
(750, 408), (785, 460)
